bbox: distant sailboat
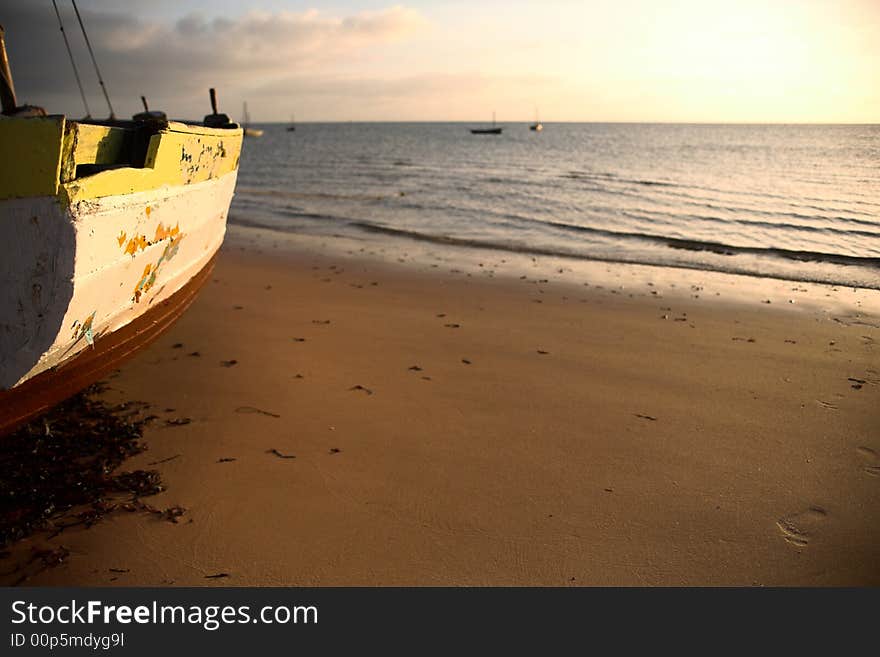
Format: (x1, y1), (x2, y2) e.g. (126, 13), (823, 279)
(529, 108), (543, 132)
(286, 113), (296, 132)
(471, 111), (502, 135)
(242, 101), (263, 138)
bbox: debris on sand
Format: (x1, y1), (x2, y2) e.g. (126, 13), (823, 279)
(235, 406), (281, 418)
(266, 449), (296, 460)
(0, 386), (180, 584)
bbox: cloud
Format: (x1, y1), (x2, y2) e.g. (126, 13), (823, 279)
(160, 6), (425, 69)
(2, 1), (426, 118)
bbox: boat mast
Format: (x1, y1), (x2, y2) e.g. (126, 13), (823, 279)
(0, 25), (17, 114)
(0, 25), (46, 117)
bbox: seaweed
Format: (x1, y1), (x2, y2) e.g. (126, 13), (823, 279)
(0, 384), (169, 549)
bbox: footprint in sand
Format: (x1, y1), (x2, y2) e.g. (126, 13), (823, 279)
(856, 447), (880, 477)
(776, 506), (827, 547)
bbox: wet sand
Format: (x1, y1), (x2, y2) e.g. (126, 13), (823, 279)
(4, 234), (879, 586)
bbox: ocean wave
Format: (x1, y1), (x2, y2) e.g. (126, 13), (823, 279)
(561, 169), (880, 211)
(236, 187), (390, 202)
(228, 209), (879, 289)
(614, 207), (880, 242)
(509, 217), (880, 266)
(344, 220), (880, 289)
(380, 193), (880, 252)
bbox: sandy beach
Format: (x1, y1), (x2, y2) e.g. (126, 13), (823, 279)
(3, 229), (878, 587)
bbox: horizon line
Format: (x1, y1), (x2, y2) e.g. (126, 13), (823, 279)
(240, 120), (879, 126)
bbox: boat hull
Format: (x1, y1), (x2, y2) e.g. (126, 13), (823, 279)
(470, 128), (503, 135)
(0, 252), (217, 435)
(0, 116), (242, 434)
(1, 170), (237, 391)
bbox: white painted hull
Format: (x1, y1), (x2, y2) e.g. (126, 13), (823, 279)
(0, 171), (237, 389)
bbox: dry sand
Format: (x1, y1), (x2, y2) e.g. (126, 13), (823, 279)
(4, 233), (879, 586)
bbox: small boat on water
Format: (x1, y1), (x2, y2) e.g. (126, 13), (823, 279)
(0, 25), (243, 435)
(287, 113), (296, 132)
(529, 107), (543, 131)
(471, 112), (503, 135)
(242, 101), (263, 137)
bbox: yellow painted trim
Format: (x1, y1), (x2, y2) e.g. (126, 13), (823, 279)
(60, 122), (132, 183)
(0, 117), (241, 204)
(61, 122), (242, 203)
(0, 116), (65, 200)
(164, 121), (243, 138)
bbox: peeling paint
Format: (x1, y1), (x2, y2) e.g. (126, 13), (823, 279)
(118, 221), (180, 257)
(71, 311), (97, 347)
(133, 264), (153, 303)
(180, 139), (229, 185)
(153, 222), (180, 242)
(132, 233), (186, 303)
(124, 234), (149, 256)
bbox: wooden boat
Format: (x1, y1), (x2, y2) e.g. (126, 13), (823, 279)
(470, 112), (503, 135)
(0, 27), (243, 435)
(242, 101), (263, 138)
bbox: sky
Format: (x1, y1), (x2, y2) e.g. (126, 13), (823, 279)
(3, 0), (878, 123)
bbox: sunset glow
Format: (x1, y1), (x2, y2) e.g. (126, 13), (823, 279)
(5, 0), (879, 122)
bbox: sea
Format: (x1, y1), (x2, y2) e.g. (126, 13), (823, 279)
(230, 123), (880, 290)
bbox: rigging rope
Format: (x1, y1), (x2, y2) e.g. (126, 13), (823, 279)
(70, 0), (114, 119)
(51, 0), (90, 118)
